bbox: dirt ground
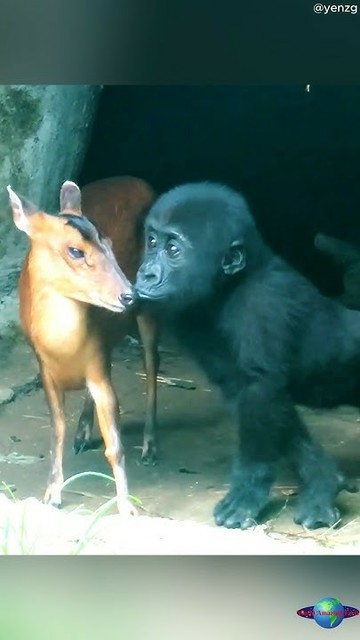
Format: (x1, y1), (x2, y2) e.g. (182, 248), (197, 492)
(1, 334), (360, 554)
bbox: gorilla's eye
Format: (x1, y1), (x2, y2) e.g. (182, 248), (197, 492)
(67, 247), (85, 260)
(166, 241), (180, 258)
(147, 234), (157, 249)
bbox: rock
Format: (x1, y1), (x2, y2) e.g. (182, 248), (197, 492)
(0, 84), (102, 337)
(0, 386), (15, 404)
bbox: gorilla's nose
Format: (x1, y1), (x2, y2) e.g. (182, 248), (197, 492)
(120, 291), (137, 308)
(143, 263), (162, 283)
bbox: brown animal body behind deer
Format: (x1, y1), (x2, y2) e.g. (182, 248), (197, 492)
(74, 177), (159, 466)
(7, 181), (140, 515)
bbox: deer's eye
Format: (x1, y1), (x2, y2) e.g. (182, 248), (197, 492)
(67, 247), (85, 260)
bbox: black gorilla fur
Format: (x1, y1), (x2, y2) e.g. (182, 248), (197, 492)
(135, 182), (359, 530)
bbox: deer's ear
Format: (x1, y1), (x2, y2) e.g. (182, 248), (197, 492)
(7, 185), (38, 235)
(60, 180), (82, 215)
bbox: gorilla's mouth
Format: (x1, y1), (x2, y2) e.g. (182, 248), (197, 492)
(135, 287), (166, 301)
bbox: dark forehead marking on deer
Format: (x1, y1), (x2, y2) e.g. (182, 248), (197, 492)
(61, 214), (106, 246)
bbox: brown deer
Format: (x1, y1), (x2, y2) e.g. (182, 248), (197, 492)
(7, 180), (154, 515)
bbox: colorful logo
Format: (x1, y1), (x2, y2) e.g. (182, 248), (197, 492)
(297, 597), (359, 629)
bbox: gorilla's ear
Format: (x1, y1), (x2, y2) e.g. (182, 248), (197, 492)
(222, 240), (246, 275)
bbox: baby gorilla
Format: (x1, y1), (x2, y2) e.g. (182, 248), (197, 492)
(135, 182), (359, 530)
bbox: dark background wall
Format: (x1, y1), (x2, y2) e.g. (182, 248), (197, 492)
(80, 86), (360, 296)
